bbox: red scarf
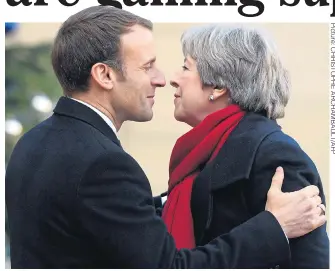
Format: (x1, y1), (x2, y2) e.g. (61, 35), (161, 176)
(162, 105), (245, 249)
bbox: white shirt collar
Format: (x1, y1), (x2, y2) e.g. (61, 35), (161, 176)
(70, 98), (118, 137)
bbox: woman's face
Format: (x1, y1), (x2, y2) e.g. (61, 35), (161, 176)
(170, 56), (226, 127)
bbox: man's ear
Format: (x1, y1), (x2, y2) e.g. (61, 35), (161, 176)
(91, 63), (116, 90)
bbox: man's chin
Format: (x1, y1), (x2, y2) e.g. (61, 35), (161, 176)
(131, 111), (154, 122)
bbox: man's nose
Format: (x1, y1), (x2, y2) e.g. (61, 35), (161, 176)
(152, 71), (166, 87)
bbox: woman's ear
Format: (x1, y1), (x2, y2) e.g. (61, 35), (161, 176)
(212, 88), (228, 100)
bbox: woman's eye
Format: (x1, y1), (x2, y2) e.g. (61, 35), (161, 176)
(182, 65), (188, 71)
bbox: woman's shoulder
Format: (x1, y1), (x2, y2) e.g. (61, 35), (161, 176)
(237, 112), (281, 137)
(254, 128), (319, 177)
(257, 124), (304, 156)
(237, 112), (302, 151)
(209, 113), (316, 189)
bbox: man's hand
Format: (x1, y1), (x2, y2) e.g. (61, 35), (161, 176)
(265, 167), (326, 239)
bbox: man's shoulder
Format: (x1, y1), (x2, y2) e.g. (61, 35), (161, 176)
(8, 114), (125, 178)
(32, 113), (119, 151)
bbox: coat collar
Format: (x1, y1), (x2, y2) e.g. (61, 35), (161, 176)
(53, 96), (121, 147)
(207, 112), (281, 191)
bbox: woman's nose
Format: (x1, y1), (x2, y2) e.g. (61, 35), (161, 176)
(170, 75), (179, 89)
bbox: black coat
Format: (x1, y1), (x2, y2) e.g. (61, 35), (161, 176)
(189, 112), (329, 268)
(6, 97), (291, 268)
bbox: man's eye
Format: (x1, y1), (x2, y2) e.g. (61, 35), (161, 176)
(144, 65), (152, 71)
(182, 65), (189, 71)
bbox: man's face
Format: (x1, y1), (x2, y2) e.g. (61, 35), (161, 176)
(112, 25), (166, 123)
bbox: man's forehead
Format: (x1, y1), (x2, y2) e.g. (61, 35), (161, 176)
(123, 25), (153, 41)
(121, 25), (156, 62)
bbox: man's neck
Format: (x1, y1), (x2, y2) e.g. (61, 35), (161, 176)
(69, 94), (121, 131)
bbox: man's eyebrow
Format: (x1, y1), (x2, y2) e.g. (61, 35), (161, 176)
(142, 57), (156, 66)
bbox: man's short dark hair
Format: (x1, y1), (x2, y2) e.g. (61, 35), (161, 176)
(51, 6), (153, 94)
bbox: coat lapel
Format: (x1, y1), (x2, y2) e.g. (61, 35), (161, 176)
(53, 96), (121, 147)
(191, 112), (281, 245)
(209, 113), (281, 191)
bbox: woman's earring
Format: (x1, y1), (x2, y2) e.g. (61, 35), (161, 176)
(209, 94), (214, 101)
